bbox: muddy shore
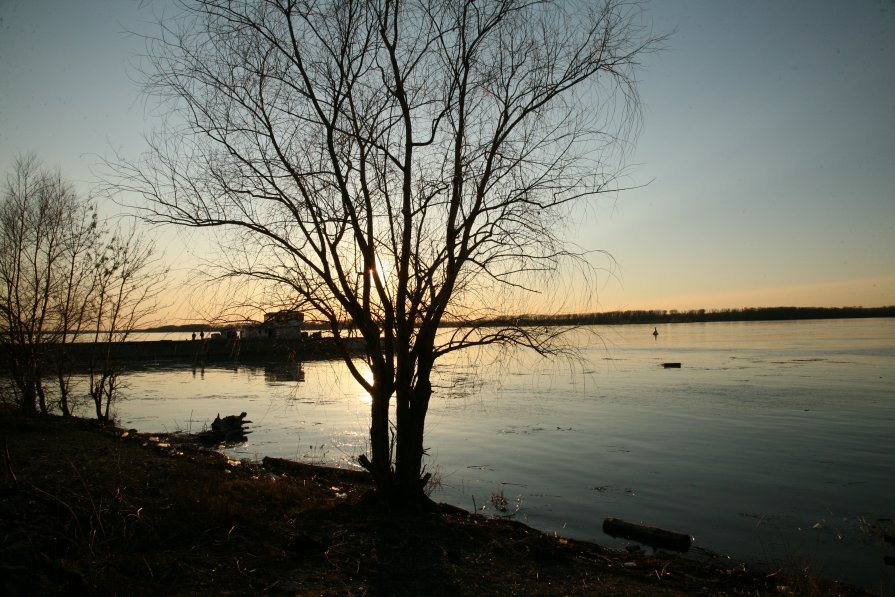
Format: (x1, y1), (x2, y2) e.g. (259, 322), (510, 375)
(0, 414), (870, 596)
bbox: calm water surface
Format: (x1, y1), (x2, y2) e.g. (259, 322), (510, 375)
(116, 319), (894, 593)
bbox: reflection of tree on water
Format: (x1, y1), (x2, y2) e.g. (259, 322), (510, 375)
(265, 362), (305, 383)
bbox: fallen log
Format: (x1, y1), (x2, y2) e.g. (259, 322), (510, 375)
(602, 517), (692, 552)
(261, 456), (372, 485)
(662, 362), (682, 368)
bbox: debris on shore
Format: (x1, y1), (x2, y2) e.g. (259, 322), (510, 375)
(196, 411), (252, 444)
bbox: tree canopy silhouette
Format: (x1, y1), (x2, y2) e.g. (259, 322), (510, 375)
(119, 0), (661, 505)
(1, 155), (165, 418)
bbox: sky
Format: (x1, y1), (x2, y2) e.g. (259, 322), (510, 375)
(1, 0), (893, 322)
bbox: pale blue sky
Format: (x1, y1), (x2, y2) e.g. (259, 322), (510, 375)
(1, 0), (893, 319)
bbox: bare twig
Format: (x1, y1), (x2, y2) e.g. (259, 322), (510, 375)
(2, 435), (17, 489)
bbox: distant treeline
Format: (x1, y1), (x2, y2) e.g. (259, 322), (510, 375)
(474, 306), (895, 327)
(141, 306), (893, 333)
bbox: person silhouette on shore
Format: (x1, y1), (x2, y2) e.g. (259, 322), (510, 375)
(652, 327), (658, 339)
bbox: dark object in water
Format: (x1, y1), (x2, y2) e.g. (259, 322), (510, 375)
(603, 517), (692, 552)
(197, 412), (252, 444)
(662, 362), (681, 368)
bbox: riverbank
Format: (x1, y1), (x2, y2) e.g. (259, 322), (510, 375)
(0, 414), (869, 596)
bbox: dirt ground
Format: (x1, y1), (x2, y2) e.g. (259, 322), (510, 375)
(0, 413), (870, 596)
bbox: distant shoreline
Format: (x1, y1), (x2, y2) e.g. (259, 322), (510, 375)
(481, 305), (895, 328)
(140, 305), (894, 333)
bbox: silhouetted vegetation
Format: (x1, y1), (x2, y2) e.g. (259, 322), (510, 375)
(0, 155), (166, 419)
(463, 305), (895, 328)
(118, 0), (663, 507)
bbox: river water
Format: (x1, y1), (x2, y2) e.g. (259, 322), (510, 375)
(115, 318), (894, 592)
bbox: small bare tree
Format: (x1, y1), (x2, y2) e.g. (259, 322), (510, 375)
(0, 156), (79, 414)
(50, 191), (101, 416)
(0, 156), (166, 419)
(87, 226), (166, 422)
(121, 0), (660, 505)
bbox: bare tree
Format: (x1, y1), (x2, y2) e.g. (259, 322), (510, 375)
(87, 226), (166, 422)
(120, 0), (660, 505)
(50, 190), (101, 416)
(0, 156), (166, 419)
(0, 156), (78, 414)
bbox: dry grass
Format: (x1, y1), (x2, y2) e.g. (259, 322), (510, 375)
(0, 413), (870, 596)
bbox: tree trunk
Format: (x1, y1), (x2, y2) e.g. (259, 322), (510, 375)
(36, 378), (47, 415)
(17, 352), (38, 416)
(394, 373), (433, 508)
(366, 381), (394, 494)
(55, 347), (72, 417)
(20, 384), (36, 416)
(57, 370), (71, 417)
(103, 383), (112, 421)
(92, 374), (104, 421)
(360, 365), (434, 508)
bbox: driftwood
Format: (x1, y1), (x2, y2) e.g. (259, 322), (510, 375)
(196, 412), (252, 444)
(662, 362), (682, 368)
(602, 517), (692, 552)
(262, 456), (373, 486)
